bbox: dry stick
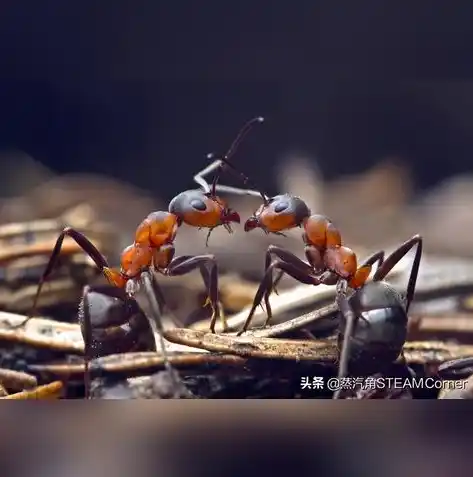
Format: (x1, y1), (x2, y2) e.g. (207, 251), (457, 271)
(30, 353), (248, 380)
(163, 328), (473, 365)
(243, 303), (339, 338)
(29, 337), (473, 384)
(1, 381), (63, 400)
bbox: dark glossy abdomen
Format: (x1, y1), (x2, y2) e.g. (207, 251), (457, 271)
(338, 303), (408, 373)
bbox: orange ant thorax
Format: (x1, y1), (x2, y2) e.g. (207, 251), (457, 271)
(303, 215), (360, 282)
(120, 243), (153, 279)
(303, 215), (342, 249)
(134, 211), (179, 248)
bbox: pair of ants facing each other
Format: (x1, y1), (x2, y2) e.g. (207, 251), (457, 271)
(12, 117), (423, 400)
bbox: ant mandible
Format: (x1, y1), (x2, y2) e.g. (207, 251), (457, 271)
(11, 116), (265, 334)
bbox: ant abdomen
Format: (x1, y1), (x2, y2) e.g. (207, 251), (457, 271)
(337, 281), (408, 373)
(78, 285), (155, 360)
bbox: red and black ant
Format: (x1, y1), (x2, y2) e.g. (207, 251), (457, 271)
(11, 116), (265, 337)
(203, 159), (423, 398)
(197, 160), (387, 333)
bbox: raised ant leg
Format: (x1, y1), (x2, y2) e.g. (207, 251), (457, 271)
(194, 116), (266, 198)
(8, 227), (118, 330)
(237, 258), (322, 336)
(194, 158), (226, 194)
(372, 235), (422, 313)
(195, 155), (265, 199)
(213, 183), (266, 198)
(165, 254), (224, 333)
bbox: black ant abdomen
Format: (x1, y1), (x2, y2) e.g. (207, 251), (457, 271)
(78, 285), (156, 360)
(337, 281), (408, 373)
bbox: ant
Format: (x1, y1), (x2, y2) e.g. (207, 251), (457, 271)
(333, 235), (422, 398)
(10, 116), (265, 335)
(196, 159), (387, 334)
(200, 160), (423, 399)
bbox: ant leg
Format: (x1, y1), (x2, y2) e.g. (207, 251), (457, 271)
(272, 270), (285, 295)
(214, 184), (267, 198)
(151, 279), (167, 315)
(81, 286), (93, 400)
(193, 158), (266, 198)
(361, 250), (385, 270)
(372, 235), (423, 313)
(237, 258), (321, 336)
(194, 158), (224, 194)
(261, 248), (315, 326)
(9, 227), (120, 330)
(165, 255), (223, 334)
(263, 245), (308, 298)
(198, 263), (228, 332)
(140, 271), (186, 397)
(348, 250), (386, 289)
(195, 116), (265, 196)
(333, 280), (356, 400)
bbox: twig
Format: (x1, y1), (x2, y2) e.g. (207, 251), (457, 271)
(163, 328), (473, 365)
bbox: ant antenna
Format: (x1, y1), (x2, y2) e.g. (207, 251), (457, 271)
(210, 117), (265, 194)
(193, 117), (269, 203)
(223, 116), (265, 162)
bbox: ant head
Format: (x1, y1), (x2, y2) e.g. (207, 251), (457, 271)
(168, 189), (240, 232)
(171, 117), (267, 234)
(244, 194), (311, 234)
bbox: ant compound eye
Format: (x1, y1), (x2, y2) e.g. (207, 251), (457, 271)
(274, 201), (289, 213)
(190, 198), (207, 211)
